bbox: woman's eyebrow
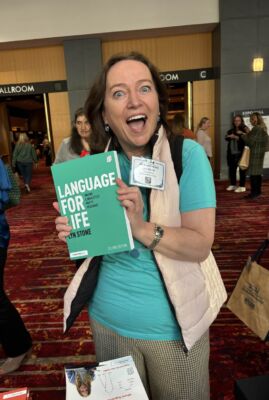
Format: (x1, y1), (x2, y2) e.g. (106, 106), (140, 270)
(108, 79), (153, 91)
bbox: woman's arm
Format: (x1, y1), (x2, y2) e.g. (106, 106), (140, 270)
(117, 180), (214, 263)
(54, 140), (69, 164)
(196, 130), (205, 145)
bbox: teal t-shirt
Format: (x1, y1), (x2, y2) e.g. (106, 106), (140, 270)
(89, 139), (216, 340)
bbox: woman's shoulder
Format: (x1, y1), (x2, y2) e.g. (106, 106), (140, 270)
(182, 138), (205, 157)
(61, 137), (71, 145)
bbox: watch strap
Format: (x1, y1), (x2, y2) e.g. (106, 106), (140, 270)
(148, 224), (164, 250)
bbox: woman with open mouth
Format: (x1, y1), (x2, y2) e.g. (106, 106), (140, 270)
(54, 51), (226, 400)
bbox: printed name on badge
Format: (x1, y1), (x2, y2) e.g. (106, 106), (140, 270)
(130, 157), (165, 190)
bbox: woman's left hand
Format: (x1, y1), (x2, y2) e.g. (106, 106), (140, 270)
(116, 178), (145, 238)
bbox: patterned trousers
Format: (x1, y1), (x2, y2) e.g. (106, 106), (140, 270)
(90, 319), (210, 400)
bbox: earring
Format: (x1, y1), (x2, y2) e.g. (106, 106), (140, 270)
(104, 124), (110, 133)
(157, 114), (160, 123)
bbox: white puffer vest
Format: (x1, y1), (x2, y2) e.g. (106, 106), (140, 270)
(150, 126), (227, 350)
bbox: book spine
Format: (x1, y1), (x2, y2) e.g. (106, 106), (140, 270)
(113, 151), (134, 249)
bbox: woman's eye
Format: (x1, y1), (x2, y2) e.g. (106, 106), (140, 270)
(140, 85), (151, 93)
(113, 90), (124, 98)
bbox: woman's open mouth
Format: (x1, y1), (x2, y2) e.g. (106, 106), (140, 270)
(126, 114), (147, 133)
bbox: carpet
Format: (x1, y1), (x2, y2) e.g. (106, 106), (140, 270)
(0, 162), (268, 399)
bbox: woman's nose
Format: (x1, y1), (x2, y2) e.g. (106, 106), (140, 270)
(127, 90), (141, 108)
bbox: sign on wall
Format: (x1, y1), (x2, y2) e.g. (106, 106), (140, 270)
(233, 108), (269, 170)
(0, 80), (67, 97)
(160, 67), (218, 83)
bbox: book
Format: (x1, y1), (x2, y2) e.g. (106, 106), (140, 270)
(0, 388), (29, 400)
(65, 356), (149, 399)
(51, 151), (134, 260)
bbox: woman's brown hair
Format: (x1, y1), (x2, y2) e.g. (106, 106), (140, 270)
(85, 51), (170, 153)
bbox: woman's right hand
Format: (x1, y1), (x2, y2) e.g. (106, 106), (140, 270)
(53, 202), (72, 242)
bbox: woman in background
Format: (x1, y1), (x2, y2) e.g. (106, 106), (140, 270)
(243, 112), (268, 199)
(172, 113), (196, 140)
(196, 117), (212, 162)
(0, 158), (32, 375)
(225, 114), (249, 192)
(54, 107), (91, 163)
(12, 133), (38, 193)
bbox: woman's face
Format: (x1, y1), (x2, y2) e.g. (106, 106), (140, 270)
(250, 114), (258, 126)
(103, 60), (160, 156)
(79, 383), (89, 397)
(202, 119), (210, 130)
(75, 115), (91, 139)
(234, 117), (242, 127)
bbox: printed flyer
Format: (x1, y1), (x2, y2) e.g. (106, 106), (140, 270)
(65, 356), (149, 399)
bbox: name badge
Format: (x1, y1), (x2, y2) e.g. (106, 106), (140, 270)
(130, 157), (165, 190)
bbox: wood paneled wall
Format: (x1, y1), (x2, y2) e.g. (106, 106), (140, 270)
(0, 46), (67, 83)
(0, 45), (70, 157)
(0, 104), (11, 161)
(102, 33), (212, 70)
(48, 92), (71, 151)
(193, 80), (216, 167)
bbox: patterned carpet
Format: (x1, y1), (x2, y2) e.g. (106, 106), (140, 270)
(0, 161), (268, 399)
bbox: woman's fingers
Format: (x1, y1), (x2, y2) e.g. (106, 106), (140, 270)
(53, 202), (72, 243)
(53, 201), (59, 213)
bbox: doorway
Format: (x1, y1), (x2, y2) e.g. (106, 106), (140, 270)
(0, 94), (53, 162)
(165, 82), (193, 130)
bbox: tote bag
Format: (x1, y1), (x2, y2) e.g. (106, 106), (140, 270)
(4, 164), (21, 209)
(227, 239), (269, 340)
(238, 146), (250, 170)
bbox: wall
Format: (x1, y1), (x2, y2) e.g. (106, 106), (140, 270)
(219, 0), (269, 178)
(63, 39), (102, 118)
(0, 33), (216, 162)
(0, 46), (70, 155)
(0, 104), (10, 159)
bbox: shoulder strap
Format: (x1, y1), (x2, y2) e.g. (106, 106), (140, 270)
(168, 134), (184, 182)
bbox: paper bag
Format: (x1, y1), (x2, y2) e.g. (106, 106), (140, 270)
(238, 146), (250, 170)
(227, 240), (269, 340)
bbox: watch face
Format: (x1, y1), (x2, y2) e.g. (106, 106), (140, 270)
(156, 226), (164, 238)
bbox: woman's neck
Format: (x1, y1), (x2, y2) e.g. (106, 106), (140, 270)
(123, 145), (151, 160)
(81, 138), (90, 151)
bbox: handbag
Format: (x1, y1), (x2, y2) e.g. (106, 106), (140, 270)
(238, 146), (250, 170)
(4, 164), (21, 209)
(227, 239), (269, 340)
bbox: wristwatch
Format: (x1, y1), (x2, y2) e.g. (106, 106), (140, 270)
(148, 224), (164, 250)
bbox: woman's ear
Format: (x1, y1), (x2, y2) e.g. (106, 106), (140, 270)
(102, 110), (107, 125)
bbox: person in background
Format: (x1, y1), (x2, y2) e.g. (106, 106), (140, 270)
(196, 117), (212, 163)
(42, 137), (52, 167)
(54, 108), (91, 164)
(54, 51), (226, 400)
(171, 112), (196, 140)
(12, 133), (38, 193)
(225, 114), (249, 192)
(243, 112), (268, 199)
(0, 158), (32, 375)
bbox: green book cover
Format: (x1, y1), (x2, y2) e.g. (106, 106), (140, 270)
(51, 151), (134, 260)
